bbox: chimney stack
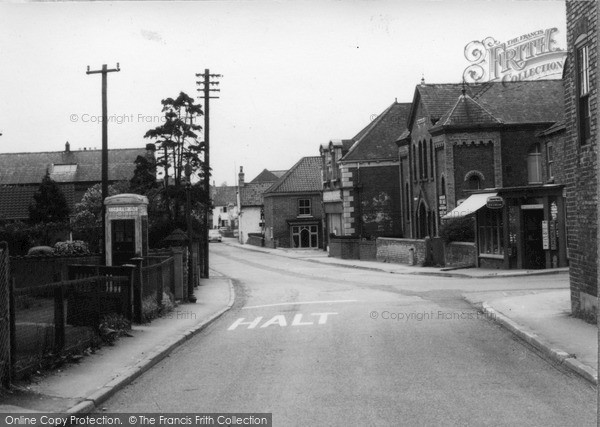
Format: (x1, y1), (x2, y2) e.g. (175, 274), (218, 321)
(238, 166), (245, 187)
(65, 141), (70, 152)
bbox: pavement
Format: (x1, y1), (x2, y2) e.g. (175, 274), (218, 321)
(0, 238), (595, 415)
(0, 276), (234, 414)
(224, 238), (597, 385)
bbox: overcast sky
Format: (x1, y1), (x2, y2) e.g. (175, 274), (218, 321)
(0, 0), (566, 186)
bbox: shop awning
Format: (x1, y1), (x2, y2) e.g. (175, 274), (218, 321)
(442, 192), (497, 220)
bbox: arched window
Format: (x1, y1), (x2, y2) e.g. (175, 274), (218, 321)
(440, 176), (446, 196)
(467, 175), (481, 190)
(429, 139), (434, 178)
(405, 182), (410, 220)
(412, 145), (419, 181)
(422, 140), (428, 178)
(527, 143), (542, 184)
(418, 141), (423, 179)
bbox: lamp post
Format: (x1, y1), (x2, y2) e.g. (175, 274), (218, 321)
(185, 165), (196, 303)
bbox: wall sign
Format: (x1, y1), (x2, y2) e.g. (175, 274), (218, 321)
(486, 196), (504, 209)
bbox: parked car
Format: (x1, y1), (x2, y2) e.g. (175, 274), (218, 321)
(208, 229), (222, 242)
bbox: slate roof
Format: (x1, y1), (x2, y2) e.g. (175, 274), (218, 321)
(412, 80), (563, 129)
(264, 156), (322, 195)
(211, 185), (237, 207)
(342, 102), (411, 162)
(0, 147), (146, 185)
(240, 182), (274, 206)
(0, 184), (76, 221)
(430, 92), (502, 132)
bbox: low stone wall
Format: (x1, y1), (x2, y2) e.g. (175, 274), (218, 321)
(376, 238), (428, 266)
(445, 242), (477, 268)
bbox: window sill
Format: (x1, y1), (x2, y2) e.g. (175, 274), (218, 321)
(479, 253), (504, 259)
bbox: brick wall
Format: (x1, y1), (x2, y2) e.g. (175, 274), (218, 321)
(453, 142), (495, 200)
(565, 1), (598, 320)
(501, 128), (551, 187)
(376, 237), (428, 265)
(445, 242), (476, 268)
(328, 238), (360, 259)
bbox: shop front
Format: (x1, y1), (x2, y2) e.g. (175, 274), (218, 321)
(443, 185), (567, 270)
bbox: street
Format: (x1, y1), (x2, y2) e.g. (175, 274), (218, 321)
(100, 243), (596, 426)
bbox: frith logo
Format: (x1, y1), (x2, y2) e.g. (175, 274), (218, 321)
(463, 28), (566, 84)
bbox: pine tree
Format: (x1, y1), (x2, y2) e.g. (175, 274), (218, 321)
(29, 171), (70, 223)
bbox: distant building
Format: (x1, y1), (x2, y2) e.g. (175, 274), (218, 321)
(320, 101), (411, 250)
(210, 184), (238, 229)
(237, 167), (286, 244)
(0, 142), (149, 222)
(263, 157), (323, 249)
(563, 1), (599, 320)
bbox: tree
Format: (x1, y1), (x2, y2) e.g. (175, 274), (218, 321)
(71, 181), (130, 251)
(29, 171), (70, 223)
(144, 92), (206, 222)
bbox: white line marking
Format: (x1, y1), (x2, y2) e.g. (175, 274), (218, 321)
(242, 299), (358, 310)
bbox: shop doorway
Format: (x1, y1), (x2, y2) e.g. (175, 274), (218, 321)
(522, 208), (544, 269)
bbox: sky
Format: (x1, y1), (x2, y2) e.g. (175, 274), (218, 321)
(0, 0), (567, 187)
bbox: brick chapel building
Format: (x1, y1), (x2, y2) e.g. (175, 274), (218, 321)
(563, 0), (599, 320)
(398, 80), (566, 269)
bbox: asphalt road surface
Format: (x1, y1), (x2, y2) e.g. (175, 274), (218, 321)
(100, 243), (596, 426)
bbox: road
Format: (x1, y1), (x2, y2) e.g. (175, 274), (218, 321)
(100, 243), (596, 426)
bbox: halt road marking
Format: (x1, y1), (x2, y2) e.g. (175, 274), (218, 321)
(228, 312), (338, 331)
(242, 299), (357, 310)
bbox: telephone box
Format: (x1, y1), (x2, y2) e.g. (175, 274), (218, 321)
(104, 194), (149, 266)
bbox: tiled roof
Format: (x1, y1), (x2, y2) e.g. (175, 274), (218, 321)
(474, 80), (564, 124)
(342, 102), (411, 162)
(413, 80), (563, 127)
(538, 120), (566, 137)
(431, 93), (502, 132)
(0, 184), (76, 221)
(240, 182), (273, 206)
(211, 185), (237, 207)
(0, 147), (146, 185)
(265, 156), (322, 194)
(250, 169), (280, 183)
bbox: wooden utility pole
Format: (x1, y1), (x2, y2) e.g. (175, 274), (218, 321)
(86, 63), (120, 263)
(196, 69), (221, 278)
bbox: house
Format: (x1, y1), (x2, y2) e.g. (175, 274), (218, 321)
(210, 184), (238, 230)
(320, 101), (411, 251)
(263, 157), (323, 249)
(399, 79), (566, 269)
(563, 1), (599, 320)
(0, 142), (150, 222)
(236, 167), (286, 244)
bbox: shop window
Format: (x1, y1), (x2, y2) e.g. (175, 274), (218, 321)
(478, 209), (504, 255)
(577, 44), (591, 145)
(527, 144), (542, 184)
(298, 199), (311, 216)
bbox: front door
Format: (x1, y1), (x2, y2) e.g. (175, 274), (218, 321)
(112, 219), (136, 265)
(292, 225), (319, 248)
(522, 209), (544, 269)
